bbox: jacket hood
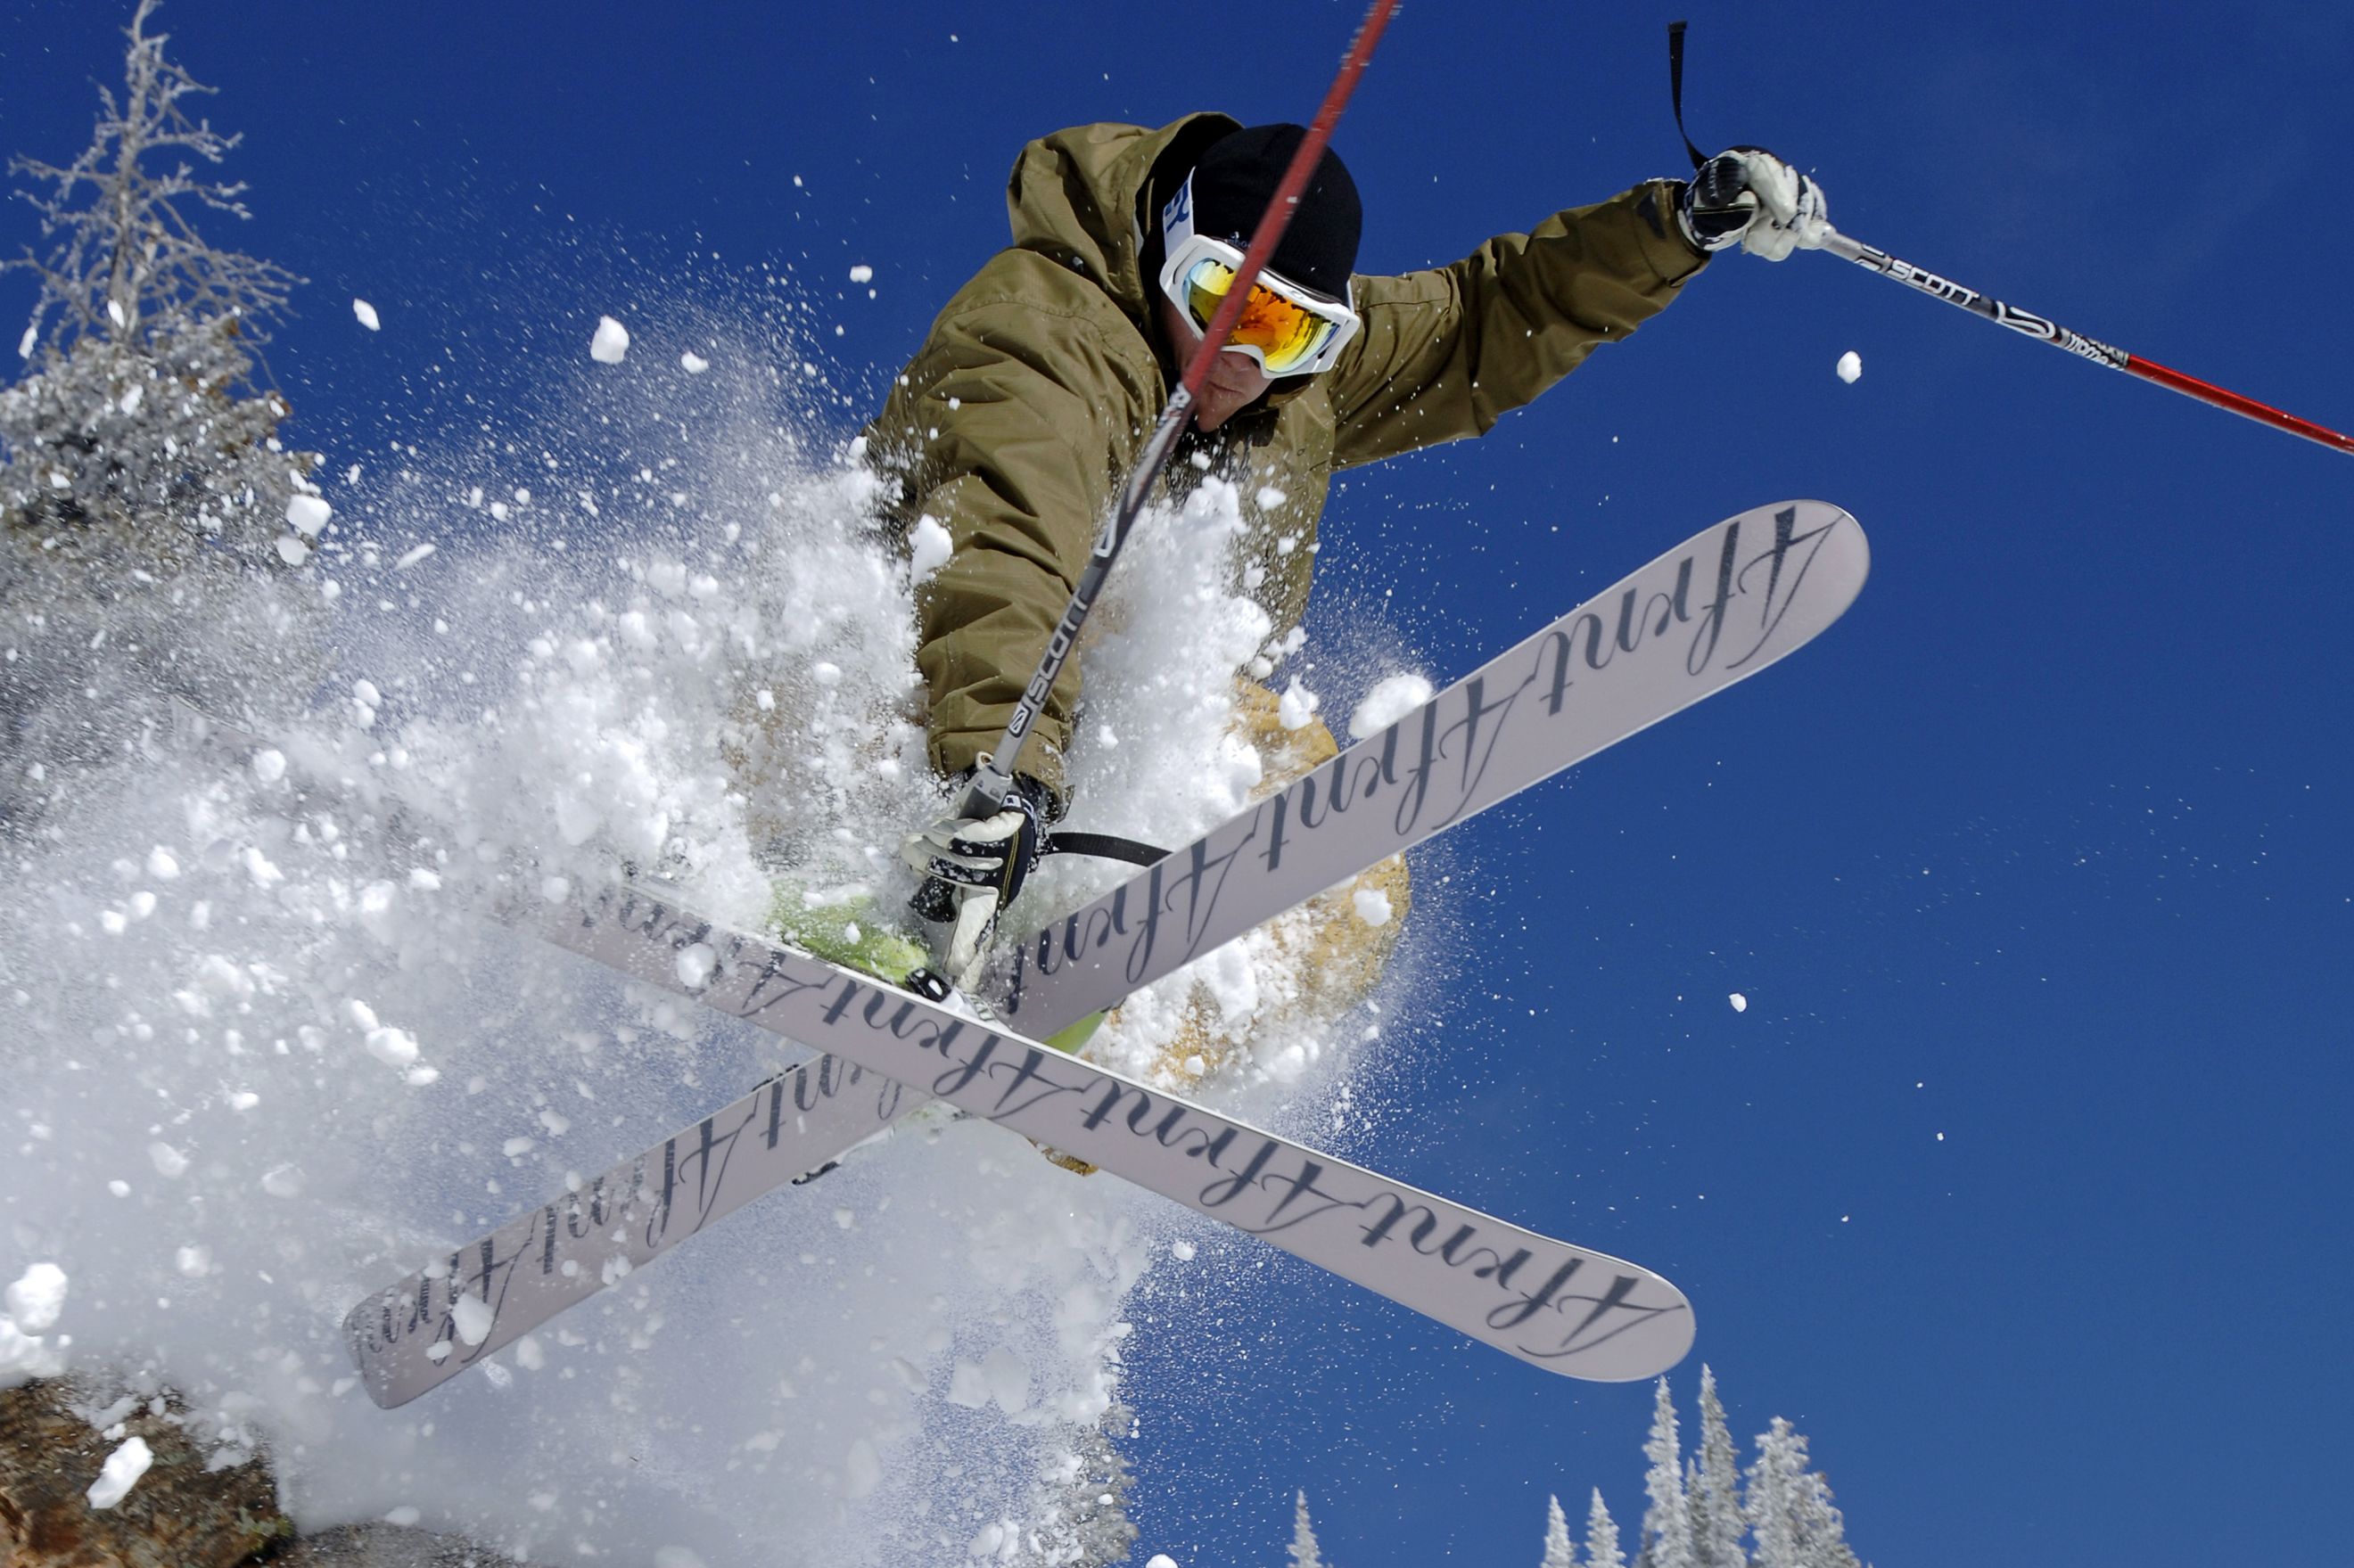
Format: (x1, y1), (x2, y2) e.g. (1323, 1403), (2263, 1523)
(1004, 113), (1241, 334)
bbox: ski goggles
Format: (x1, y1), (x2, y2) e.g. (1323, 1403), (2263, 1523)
(1156, 191), (1360, 378)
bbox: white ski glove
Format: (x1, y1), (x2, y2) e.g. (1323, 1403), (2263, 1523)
(1680, 148), (1829, 261)
(901, 773), (1052, 992)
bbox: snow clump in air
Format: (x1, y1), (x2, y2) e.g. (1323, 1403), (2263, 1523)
(4, 1261), (68, 1330)
(849, 264), (874, 283)
(589, 314), (631, 363)
(1349, 670), (1435, 740)
(284, 493), (332, 537)
(907, 513), (953, 581)
(1836, 350), (1862, 383)
(1730, 992), (1749, 1013)
(85, 1436), (154, 1510)
(352, 298), (381, 331)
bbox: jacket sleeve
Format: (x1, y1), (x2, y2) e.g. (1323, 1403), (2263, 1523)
(870, 264), (1161, 800)
(1327, 180), (1707, 470)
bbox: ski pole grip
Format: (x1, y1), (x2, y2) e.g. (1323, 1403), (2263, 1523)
(957, 756), (1017, 819)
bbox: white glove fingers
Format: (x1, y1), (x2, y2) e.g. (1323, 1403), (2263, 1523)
(943, 889), (1001, 984)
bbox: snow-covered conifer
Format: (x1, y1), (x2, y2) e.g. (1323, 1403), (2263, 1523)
(1636, 1376), (1696, 1568)
(1289, 1490), (1329, 1568)
(1745, 1417), (1862, 1568)
(1583, 1489), (1626, 1568)
(1690, 1366), (1746, 1568)
(1542, 1493), (1575, 1568)
(0, 0), (321, 831)
(1010, 1400), (1140, 1566)
(2, 0), (313, 564)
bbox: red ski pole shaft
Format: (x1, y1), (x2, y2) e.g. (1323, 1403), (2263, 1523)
(962, 0), (1402, 815)
(1819, 226), (2354, 457)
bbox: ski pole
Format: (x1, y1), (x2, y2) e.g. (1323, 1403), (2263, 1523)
(956, 0), (1403, 819)
(1817, 226), (2354, 457)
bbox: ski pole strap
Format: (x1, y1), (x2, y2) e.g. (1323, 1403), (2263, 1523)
(1042, 830), (1169, 868)
(1820, 227), (2354, 456)
(1667, 21), (1708, 173)
(958, 0), (1404, 819)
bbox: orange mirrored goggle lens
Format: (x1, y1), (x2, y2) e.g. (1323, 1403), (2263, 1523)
(1179, 255), (1341, 375)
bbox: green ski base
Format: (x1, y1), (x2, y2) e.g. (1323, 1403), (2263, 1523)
(766, 882), (1101, 1058)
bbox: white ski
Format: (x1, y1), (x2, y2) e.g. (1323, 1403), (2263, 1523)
(998, 498), (1867, 1025)
(344, 877), (1698, 1406)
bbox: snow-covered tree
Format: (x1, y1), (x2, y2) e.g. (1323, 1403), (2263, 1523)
(1542, 1493), (1576, 1568)
(1583, 1490), (1626, 1568)
(1288, 1490), (1329, 1568)
(2, 0), (313, 569)
(1634, 1376), (1695, 1568)
(1744, 1418), (1862, 1568)
(0, 0), (322, 834)
(1011, 1400), (1140, 1566)
(1689, 1366), (1746, 1568)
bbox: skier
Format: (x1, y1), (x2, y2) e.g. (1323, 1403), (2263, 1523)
(872, 115), (1829, 989)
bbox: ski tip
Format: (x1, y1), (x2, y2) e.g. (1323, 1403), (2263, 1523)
(1508, 1270), (1696, 1383)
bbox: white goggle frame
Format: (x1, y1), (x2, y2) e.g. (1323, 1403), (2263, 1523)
(1157, 172), (1360, 379)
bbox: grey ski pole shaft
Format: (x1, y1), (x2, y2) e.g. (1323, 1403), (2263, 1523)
(1818, 226), (2354, 457)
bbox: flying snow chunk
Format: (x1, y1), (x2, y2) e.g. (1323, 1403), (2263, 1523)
(909, 514), (953, 581)
(366, 1027), (421, 1069)
(15, 324), (34, 360)
(85, 1437), (152, 1510)
(1349, 671), (1435, 740)
(1277, 679), (1320, 732)
(844, 1439), (882, 1499)
(849, 264), (874, 283)
(589, 315), (631, 364)
(675, 943), (717, 988)
(276, 536), (310, 567)
(1837, 350), (1862, 384)
(1353, 886), (1393, 927)
(285, 494), (332, 537)
(450, 1291), (495, 1347)
(352, 298), (381, 332)
(1729, 992), (1749, 1013)
(679, 350), (710, 374)
(395, 542), (437, 570)
(4, 1263), (67, 1332)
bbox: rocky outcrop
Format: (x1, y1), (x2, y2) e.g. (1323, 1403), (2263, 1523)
(0, 1380), (287, 1568)
(0, 1382), (487, 1568)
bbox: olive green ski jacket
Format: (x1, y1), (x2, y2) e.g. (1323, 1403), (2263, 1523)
(864, 112), (1708, 800)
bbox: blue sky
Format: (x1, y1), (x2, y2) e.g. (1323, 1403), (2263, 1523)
(6, 2), (2350, 1564)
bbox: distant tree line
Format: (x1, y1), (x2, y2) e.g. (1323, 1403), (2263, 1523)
(1283, 1367), (1866, 1568)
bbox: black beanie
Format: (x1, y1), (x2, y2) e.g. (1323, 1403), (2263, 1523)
(1181, 124), (1362, 301)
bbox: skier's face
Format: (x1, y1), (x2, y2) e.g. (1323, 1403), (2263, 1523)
(1159, 293), (1275, 432)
